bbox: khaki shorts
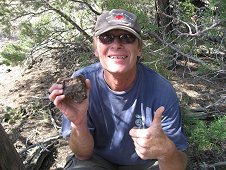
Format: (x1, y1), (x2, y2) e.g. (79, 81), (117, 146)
(64, 153), (159, 170)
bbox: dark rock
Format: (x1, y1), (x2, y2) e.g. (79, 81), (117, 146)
(58, 75), (87, 103)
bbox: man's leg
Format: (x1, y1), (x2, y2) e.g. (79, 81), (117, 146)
(64, 153), (117, 170)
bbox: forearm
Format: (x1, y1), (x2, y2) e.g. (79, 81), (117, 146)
(69, 121), (94, 160)
(158, 145), (187, 170)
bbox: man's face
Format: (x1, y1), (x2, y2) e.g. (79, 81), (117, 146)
(94, 29), (141, 75)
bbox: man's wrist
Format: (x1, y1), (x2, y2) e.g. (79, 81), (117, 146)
(159, 139), (177, 162)
(158, 141), (187, 170)
(71, 113), (88, 128)
(71, 118), (87, 129)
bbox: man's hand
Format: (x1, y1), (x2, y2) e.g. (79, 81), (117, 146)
(48, 79), (91, 126)
(49, 79), (94, 160)
(129, 106), (176, 160)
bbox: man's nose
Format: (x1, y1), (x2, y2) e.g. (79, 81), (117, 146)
(111, 37), (123, 47)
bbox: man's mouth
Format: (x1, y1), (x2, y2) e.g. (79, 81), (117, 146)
(108, 56), (128, 59)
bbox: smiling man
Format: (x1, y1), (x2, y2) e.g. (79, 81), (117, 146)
(49, 9), (188, 170)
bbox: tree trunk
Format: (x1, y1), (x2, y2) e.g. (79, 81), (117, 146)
(0, 124), (25, 170)
(155, 0), (173, 34)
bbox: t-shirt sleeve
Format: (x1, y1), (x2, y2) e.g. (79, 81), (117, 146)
(161, 101), (188, 151)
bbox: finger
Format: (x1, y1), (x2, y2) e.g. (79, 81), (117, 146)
(49, 84), (63, 93)
(54, 94), (65, 106)
(129, 128), (150, 138)
(49, 89), (64, 101)
(133, 137), (150, 148)
(152, 106), (165, 125)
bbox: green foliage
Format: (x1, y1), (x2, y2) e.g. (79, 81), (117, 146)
(183, 114), (226, 154)
(19, 13), (59, 45)
(190, 120), (214, 151)
(208, 117), (226, 141)
(197, 64), (213, 75)
(141, 47), (173, 79)
(1, 106), (26, 124)
(196, 57), (224, 75)
(0, 0), (225, 76)
(0, 0), (98, 66)
(209, 0), (226, 19)
(0, 41), (31, 66)
(178, 0), (196, 20)
(78, 52), (92, 67)
(0, 103), (52, 125)
(0, 2), (13, 36)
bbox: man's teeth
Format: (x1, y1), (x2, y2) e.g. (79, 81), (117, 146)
(109, 56), (127, 59)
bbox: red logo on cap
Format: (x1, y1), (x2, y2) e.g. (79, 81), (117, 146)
(115, 15), (124, 20)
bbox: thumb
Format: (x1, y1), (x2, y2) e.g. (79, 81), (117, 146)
(152, 106), (165, 125)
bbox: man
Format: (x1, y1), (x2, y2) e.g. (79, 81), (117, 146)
(49, 9), (188, 170)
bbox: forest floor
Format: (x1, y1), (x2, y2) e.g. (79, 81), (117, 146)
(0, 39), (225, 169)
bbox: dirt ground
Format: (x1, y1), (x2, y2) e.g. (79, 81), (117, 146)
(0, 52), (72, 169)
(0, 46), (225, 169)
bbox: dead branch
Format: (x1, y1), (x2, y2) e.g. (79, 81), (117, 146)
(19, 135), (61, 155)
(147, 31), (206, 65)
(200, 161), (226, 169)
(188, 72), (214, 84)
(19, 135), (60, 170)
(205, 94), (226, 109)
(159, 7), (226, 37)
(180, 19), (226, 37)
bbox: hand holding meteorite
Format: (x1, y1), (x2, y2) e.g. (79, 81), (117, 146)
(48, 75), (90, 125)
(57, 75), (87, 103)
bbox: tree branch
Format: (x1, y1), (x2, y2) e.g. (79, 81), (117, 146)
(69, 0), (101, 15)
(19, 135), (61, 155)
(146, 31), (206, 64)
(42, 1), (92, 42)
(180, 19), (226, 37)
(11, 10), (50, 21)
(160, 10), (226, 37)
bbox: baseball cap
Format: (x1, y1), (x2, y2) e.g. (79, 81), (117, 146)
(94, 9), (141, 40)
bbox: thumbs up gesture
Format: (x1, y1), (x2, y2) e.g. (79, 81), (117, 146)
(129, 106), (176, 160)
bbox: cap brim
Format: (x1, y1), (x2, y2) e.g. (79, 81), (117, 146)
(95, 25), (141, 40)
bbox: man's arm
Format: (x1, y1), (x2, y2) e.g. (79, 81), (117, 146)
(158, 139), (187, 170)
(49, 79), (94, 160)
(69, 120), (94, 160)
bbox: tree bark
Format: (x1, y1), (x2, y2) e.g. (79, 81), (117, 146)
(0, 124), (25, 170)
(155, 0), (173, 34)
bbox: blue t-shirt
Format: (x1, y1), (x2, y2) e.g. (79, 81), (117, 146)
(62, 62), (188, 165)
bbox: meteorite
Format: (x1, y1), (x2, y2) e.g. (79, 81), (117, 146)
(58, 75), (87, 103)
